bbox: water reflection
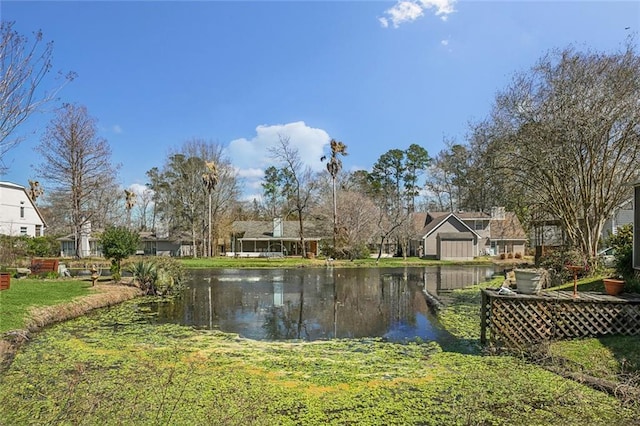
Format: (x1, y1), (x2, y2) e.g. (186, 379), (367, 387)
(150, 266), (495, 343)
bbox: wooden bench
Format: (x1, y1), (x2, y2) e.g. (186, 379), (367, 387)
(0, 273), (10, 290)
(30, 258), (60, 275)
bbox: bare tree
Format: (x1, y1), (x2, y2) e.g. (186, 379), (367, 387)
(335, 190), (378, 259)
(148, 139), (239, 257)
(133, 185), (154, 231)
(35, 103), (119, 257)
(490, 42), (640, 264)
(269, 135), (318, 258)
(0, 22), (75, 171)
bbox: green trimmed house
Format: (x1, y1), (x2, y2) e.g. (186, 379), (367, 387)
(229, 219), (324, 257)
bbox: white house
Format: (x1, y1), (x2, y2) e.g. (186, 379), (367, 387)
(0, 181), (46, 237)
(602, 198), (634, 240)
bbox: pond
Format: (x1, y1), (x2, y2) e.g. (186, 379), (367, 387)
(148, 265), (497, 343)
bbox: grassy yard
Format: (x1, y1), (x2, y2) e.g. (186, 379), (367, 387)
(0, 277), (96, 332)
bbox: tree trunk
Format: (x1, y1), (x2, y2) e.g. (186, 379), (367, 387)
(298, 214), (306, 258)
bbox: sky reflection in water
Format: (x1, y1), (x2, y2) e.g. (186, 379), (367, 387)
(149, 266), (496, 343)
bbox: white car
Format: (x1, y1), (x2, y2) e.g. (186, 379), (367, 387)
(598, 247), (616, 268)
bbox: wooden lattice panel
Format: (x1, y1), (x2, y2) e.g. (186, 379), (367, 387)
(480, 290), (640, 346)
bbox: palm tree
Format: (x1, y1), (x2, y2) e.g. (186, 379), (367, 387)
(124, 189), (136, 229)
(129, 260), (157, 295)
(27, 180), (44, 202)
(202, 161), (219, 257)
(321, 139), (347, 252)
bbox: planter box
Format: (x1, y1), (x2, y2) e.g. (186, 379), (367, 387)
(515, 269), (543, 295)
(0, 273), (10, 291)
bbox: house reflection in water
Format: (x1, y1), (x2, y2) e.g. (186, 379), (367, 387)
(421, 265), (496, 295)
(149, 266), (494, 343)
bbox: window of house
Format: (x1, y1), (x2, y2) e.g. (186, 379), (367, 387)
(61, 241), (75, 257)
(35, 225), (42, 237)
(475, 221), (485, 230)
(20, 227), (28, 235)
(20, 206), (25, 218)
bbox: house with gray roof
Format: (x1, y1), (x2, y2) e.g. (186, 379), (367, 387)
(230, 219), (324, 257)
(411, 207), (527, 260)
(58, 226), (193, 258)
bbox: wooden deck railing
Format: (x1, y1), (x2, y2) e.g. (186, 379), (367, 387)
(480, 289), (640, 346)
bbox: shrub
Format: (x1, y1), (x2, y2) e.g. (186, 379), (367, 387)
(514, 252), (522, 259)
(26, 236), (59, 257)
(607, 224), (634, 279)
(539, 247), (588, 286)
(100, 226), (140, 278)
(127, 257), (185, 296)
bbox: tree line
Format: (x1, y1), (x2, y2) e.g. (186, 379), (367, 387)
(1, 22), (638, 263)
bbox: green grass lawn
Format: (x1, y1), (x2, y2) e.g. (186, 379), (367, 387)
(0, 278), (95, 333)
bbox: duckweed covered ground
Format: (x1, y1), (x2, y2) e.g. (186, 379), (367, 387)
(0, 299), (637, 425)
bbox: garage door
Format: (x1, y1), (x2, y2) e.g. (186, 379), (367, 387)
(438, 232), (474, 261)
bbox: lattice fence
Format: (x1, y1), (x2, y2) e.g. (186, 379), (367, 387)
(480, 290), (640, 346)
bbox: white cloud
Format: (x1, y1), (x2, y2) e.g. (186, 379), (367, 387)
(127, 182), (150, 196)
(380, 1), (424, 28)
(226, 121), (331, 200)
(236, 167), (265, 179)
(380, 0), (456, 28)
(112, 124), (123, 134)
(421, 0), (456, 19)
(441, 39), (449, 46)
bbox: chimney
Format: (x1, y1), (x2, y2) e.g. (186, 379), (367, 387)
(491, 207), (505, 220)
(273, 218), (283, 238)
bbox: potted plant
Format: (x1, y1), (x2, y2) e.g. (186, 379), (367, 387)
(514, 268), (549, 295)
(603, 276), (625, 296)
(603, 224), (633, 296)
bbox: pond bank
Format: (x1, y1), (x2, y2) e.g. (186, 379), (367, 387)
(0, 282), (140, 369)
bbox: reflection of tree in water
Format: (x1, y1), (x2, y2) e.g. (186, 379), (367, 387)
(262, 301), (309, 340)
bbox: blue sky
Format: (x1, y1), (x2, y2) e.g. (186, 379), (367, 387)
(1, 1), (637, 200)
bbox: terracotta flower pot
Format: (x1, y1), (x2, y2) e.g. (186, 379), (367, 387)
(603, 278), (625, 296)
